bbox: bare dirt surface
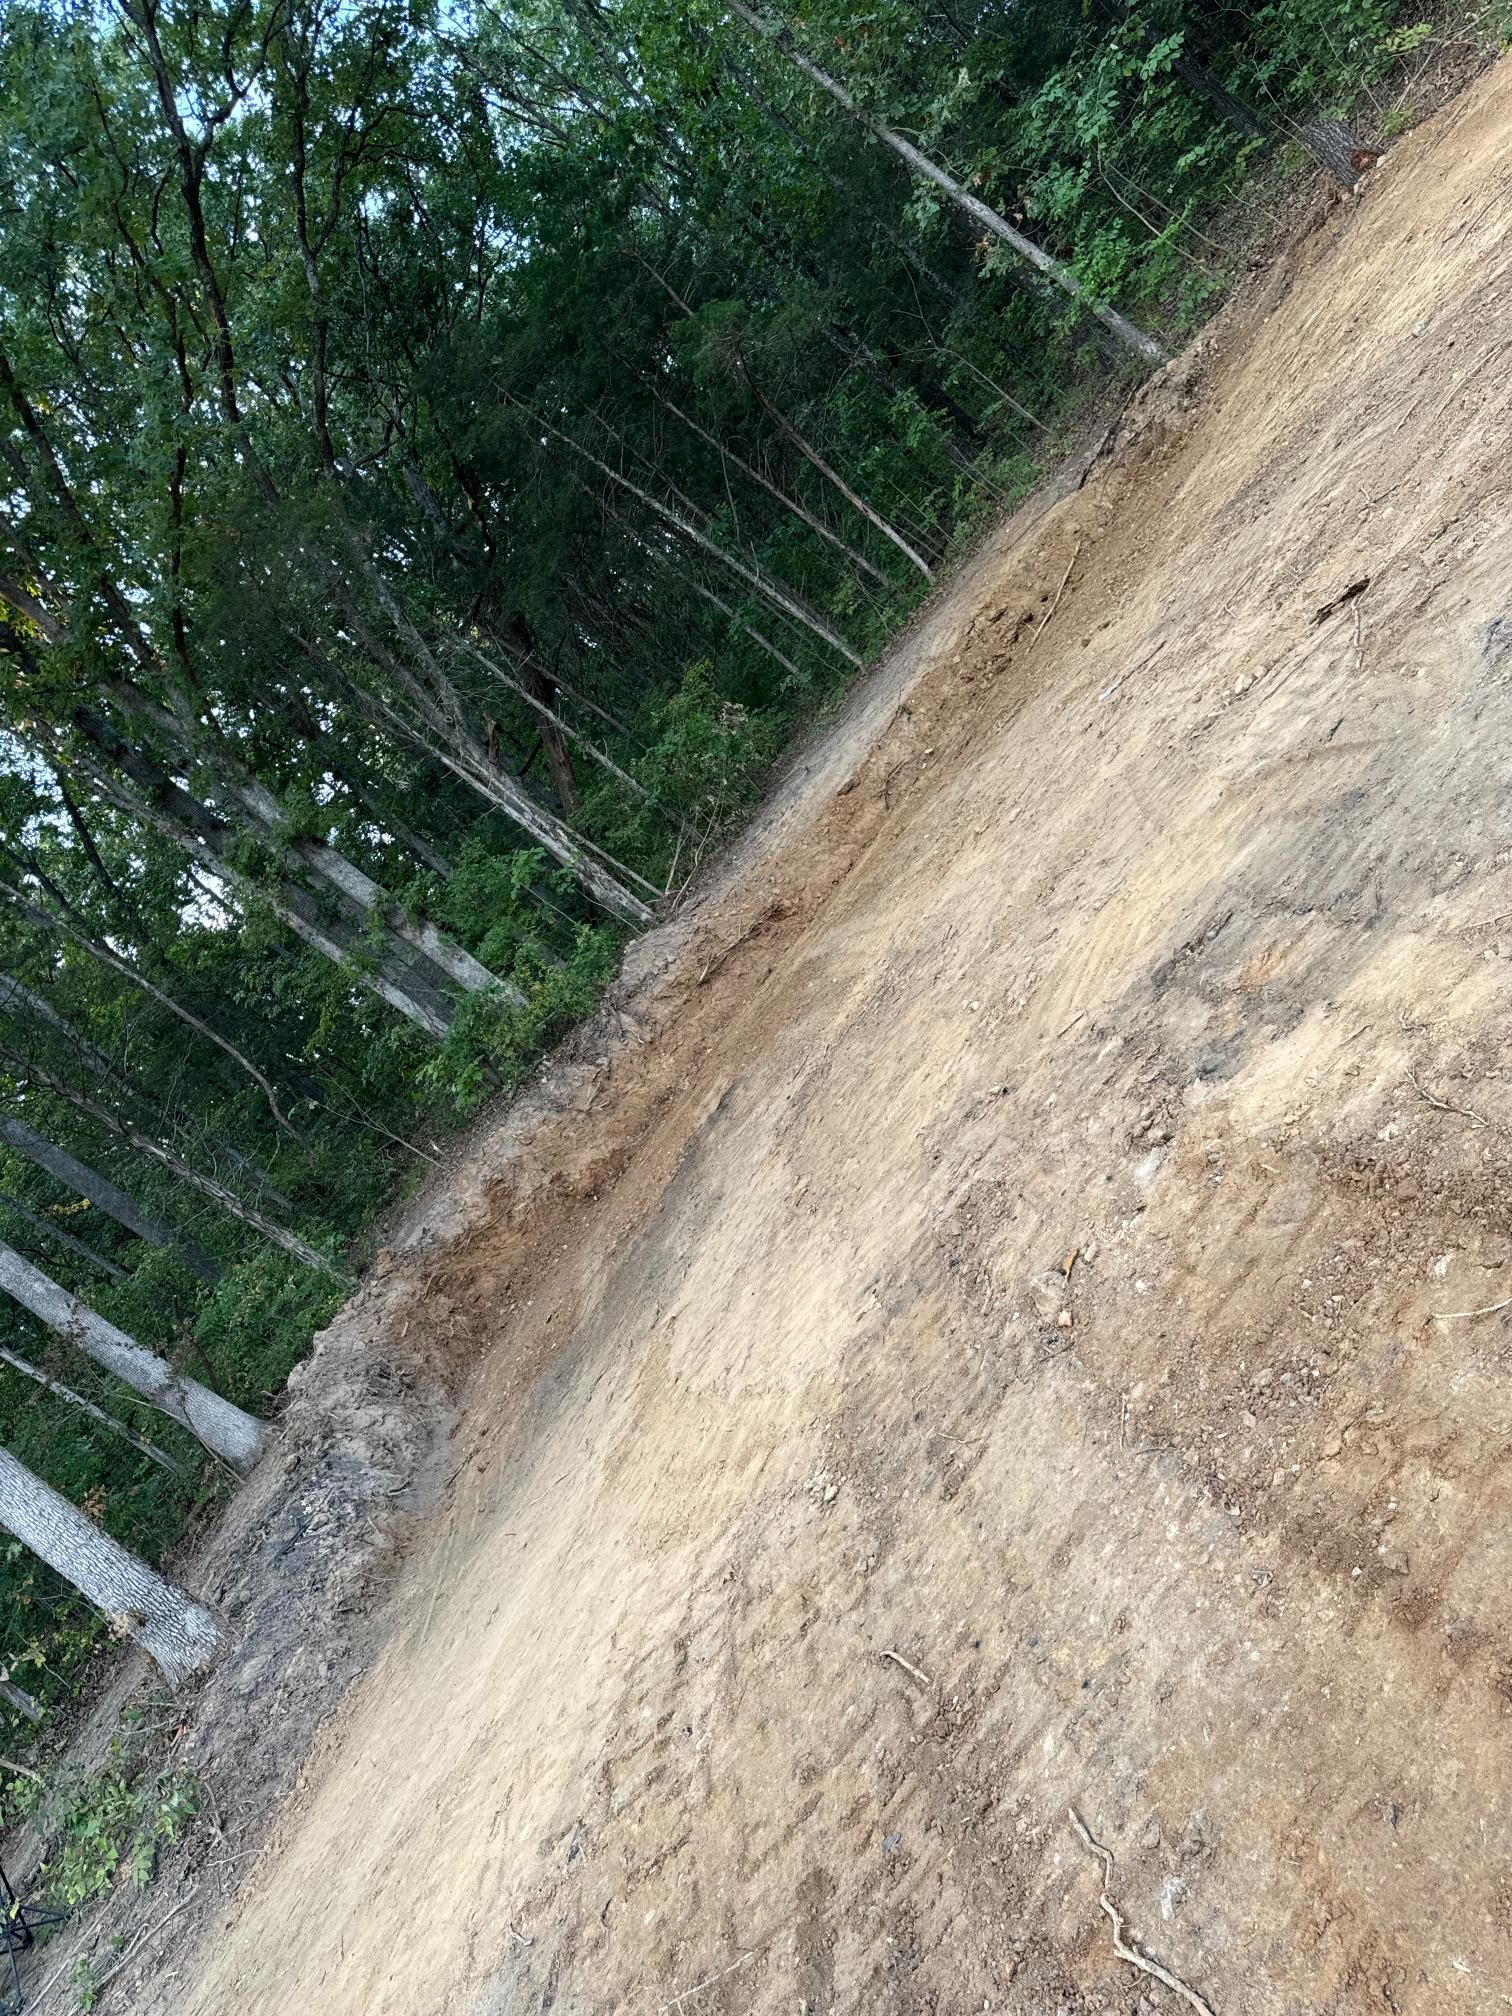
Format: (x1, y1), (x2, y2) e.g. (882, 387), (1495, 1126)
(27, 53), (1512, 2016)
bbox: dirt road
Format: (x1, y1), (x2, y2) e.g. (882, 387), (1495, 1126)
(167, 55), (1512, 2016)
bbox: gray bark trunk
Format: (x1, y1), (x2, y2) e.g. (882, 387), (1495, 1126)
(745, 375), (934, 581)
(0, 1242), (268, 1470)
(216, 776), (519, 1003)
(0, 977), (118, 1082)
(0, 1676), (44, 1721)
(727, 3), (1166, 366)
(1297, 116), (1375, 189)
(0, 1114), (219, 1282)
(67, 715), (468, 1040)
(0, 1447), (218, 1685)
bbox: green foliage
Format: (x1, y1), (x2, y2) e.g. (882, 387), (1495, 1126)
(20, 1740), (200, 1907)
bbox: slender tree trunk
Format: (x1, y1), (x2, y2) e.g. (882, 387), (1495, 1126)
(509, 622), (578, 815)
(0, 1675), (43, 1722)
(449, 635), (657, 811)
(0, 878), (297, 1135)
(726, 2), (1166, 365)
(100, 688), (519, 1011)
(65, 719), (467, 1039)
(0, 1115), (219, 1283)
(641, 378), (892, 586)
(0, 1190), (130, 1280)
(302, 584), (659, 925)
(335, 672), (660, 924)
(743, 372), (934, 581)
(0, 1447), (218, 1686)
(0, 1242), (268, 1470)
(0, 977), (118, 1083)
(526, 404), (865, 668)
(202, 768), (506, 998)
(0, 1056), (338, 1277)
(0, 1347), (182, 1475)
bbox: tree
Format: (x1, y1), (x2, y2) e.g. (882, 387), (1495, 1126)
(0, 1116), (219, 1284)
(0, 1242), (268, 1472)
(723, 4), (1168, 367)
(0, 1447), (217, 1686)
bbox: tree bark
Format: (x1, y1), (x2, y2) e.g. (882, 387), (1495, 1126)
(1, 1674), (43, 1721)
(0, 1446), (218, 1686)
(1296, 116), (1376, 189)
(0, 1241), (268, 1470)
(725, 3), (1167, 365)
(0, 1115), (220, 1283)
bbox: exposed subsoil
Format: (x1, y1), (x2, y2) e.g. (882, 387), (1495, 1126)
(20, 50), (1512, 2016)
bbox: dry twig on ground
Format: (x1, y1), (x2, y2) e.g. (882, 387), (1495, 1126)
(1068, 1807), (1215, 2016)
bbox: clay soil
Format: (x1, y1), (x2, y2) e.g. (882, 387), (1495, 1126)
(35, 51), (1512, 2016)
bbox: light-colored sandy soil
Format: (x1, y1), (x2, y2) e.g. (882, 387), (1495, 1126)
(125, 53), (1512, 2016)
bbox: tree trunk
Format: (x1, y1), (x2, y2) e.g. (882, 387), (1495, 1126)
(0, 977), (118, 1084)
(0, 1242), (267, 1470)
(1169, 48), (1265, 139)
(641, 377), (892, 586)
(0, 1115), (220, 1283)
(208, 772), (519, 1003)
(0, 879), (298, 1136)
(1296, 116), (1376, 188)
(726, 3), (1166, 366)
(0, 1061), (338, 1278)
(97, 689), (520, 1012)
(65, 716), (468, 1039)
(528, 404), (865, 668)
(743, 373), (934, 582)
(0, 1676), (43, 1722)
(0, 1346), (182, 1475)
(508, 620), (578, 815)
(293, 592), (659, 927)
(0, 1447), (218, 1685)
(0, 1189), (130, 1280)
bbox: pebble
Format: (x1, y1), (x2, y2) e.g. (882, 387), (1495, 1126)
(1322, 1434), (1343, 1458)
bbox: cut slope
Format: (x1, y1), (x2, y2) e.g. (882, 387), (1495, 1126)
(161, 54), (1512, 2016)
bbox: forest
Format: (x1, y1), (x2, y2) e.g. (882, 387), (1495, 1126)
(0, 0), (1485, 1746)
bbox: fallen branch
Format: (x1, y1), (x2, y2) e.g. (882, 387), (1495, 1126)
(1039, 544), (1080, 632)
(1408, 1071), (1489, 1129)
(659, 1950), (752, 2012)
(1068, 1807), (1215, 2016)
(880, 1647), (933, 1689)
(1431, 1293), (1512, 1322)
(88, 1884), (200, 2003)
